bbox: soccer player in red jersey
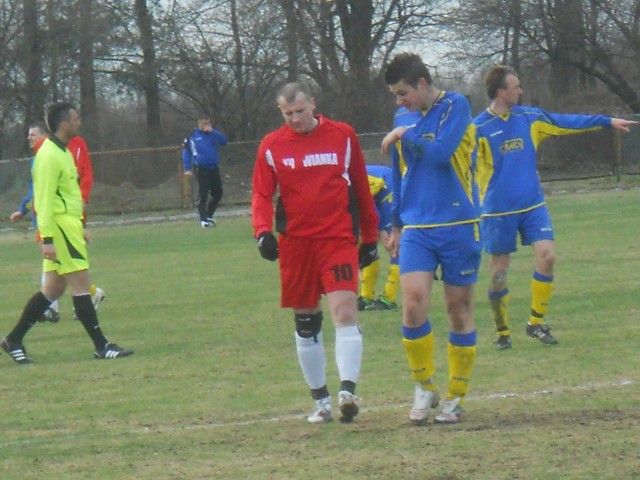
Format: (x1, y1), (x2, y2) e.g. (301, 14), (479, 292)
(252, 82), (379, 424)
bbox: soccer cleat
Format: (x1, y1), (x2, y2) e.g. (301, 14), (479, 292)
(200, 220), (213, 228)
(1, 337), (33, 364)
(526, 323), (558, 345)
(357, 296), (374, 312)
(94, 343), (134, 360)
(409, 385), (440, 425)
(369, 295), (398, 311)
(92, 287), (106, 311)
(434, 397), (464, 424)
(206, 216), (217, 227)
(338, 391), (360, 423)
(39, 307), (61, 323)
(74, 287), (107, 320)
(494, 334), (512, 350)
(307, 397), (332, 424)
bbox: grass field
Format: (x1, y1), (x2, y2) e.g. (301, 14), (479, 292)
(1, 188), (639, 479)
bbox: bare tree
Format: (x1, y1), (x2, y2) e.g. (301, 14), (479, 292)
(78, 0), (99, 147)
(134, 0), (162, 146)
(22, 0), (45, 125)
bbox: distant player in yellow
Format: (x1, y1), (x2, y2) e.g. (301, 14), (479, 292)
(1, 102), (133, 364)
(474, 65), (638, 349)
(358, 164), (400, 311)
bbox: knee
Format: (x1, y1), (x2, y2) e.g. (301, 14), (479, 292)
(295, 312), (323, 339)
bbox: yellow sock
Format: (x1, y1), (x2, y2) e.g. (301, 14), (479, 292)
(382, 264), (400, 303)
(90, 284), (97, 296)
(447, 333), (477, 403)
(530, 272), (553, 325)
(402, 321), (436, 390)
(488, 289), (510, 335)
(360, 258), (380, 300)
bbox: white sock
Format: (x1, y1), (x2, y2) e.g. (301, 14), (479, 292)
(335, 325), (363, 384)
(295, 331), (326, 390)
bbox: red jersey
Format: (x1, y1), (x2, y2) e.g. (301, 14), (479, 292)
(252, 115), (378, 243)
(67, 136), (94, 204)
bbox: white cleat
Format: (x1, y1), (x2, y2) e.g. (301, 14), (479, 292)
(434, 397), (464, 424)
(409, 384), (440, 425)
(92, 287), (106, 311)
(337, 391), (360, 423)
(307, 397), (332, 424)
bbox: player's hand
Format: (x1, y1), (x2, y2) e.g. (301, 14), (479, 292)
(257, 231), (279, 261)
(611, 118), (639, 133)
(387, 228), (401, 258)
(9, 211), (23, 222)
(184, 170), (193, 177)
(381, 127), (408, 155)
(41, 243), (57, 262)
(358, 242), (378, 269)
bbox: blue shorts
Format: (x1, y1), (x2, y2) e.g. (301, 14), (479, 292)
(481, 206), (554, 255)
(400, 223), (481, 286)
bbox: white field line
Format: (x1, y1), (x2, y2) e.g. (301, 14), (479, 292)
(0, 377), (636, 448)
(153, 377), (638, 432)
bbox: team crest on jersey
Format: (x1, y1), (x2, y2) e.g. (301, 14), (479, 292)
(302, 152), (338, 167)
(500, 138), (524, 154)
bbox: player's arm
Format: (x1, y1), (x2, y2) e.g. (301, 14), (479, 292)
(348, 134), (378, 244)
(33, 150), (58, 243)
(212, 129), (228, 146)
(401, 97), (471, 167)
(251, 143), (279, 261)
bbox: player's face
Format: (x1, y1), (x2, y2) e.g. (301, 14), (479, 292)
(500, 74), (522, 107)
(61, 109), (81, 138)
(198, 119), (212, 132)
(388, 78), (429, 111)
(278, 93), (317, 134)
(27, 127), (46, 149)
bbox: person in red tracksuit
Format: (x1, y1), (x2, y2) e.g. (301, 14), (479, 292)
(252, 82), (379, 425)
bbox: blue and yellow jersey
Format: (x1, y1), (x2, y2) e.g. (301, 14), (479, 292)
(474, 105), (611, 216)
(366, 165), (393, 232)
(392, 92), (479, 229)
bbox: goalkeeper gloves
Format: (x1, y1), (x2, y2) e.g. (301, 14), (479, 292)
(358, 242), (378, 269)
(257, 231), (279, 261)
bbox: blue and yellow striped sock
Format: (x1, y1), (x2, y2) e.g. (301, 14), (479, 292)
(530, 271), (553, 325)
(447, 331), (477, 404)
(402, 320), (436, 390)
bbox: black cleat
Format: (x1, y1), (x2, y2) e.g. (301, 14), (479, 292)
(38, 307), (61, 323)
(94, 343), (134, 360)
(494, 334), (512, 350)
(526, 323), (558, 345)
(1, 337), (33, 364)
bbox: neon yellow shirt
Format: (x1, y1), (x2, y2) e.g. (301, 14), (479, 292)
(33, 136), (83, 239)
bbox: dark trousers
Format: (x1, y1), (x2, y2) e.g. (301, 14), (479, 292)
(195, 166), (223, 221)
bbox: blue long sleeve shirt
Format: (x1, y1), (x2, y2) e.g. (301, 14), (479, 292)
(366, 165), (393, 232)
(474, 106), (612, 216)
(182, 128), (228, 171)
(392, 92), (480, 229)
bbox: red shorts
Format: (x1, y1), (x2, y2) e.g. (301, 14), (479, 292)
(279, 235), (358, 309)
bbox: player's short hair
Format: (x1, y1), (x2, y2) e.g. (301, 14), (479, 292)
(277, 82), (313, 104)
(484, 65), (518, 100)
(197, 113), (210, 121)
(384, 52), (432, 87)
(28, 121), (48, 136)
(46, 102), (77, 133)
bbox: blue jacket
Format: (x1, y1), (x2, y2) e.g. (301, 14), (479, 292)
(366, 165), (393, 232)
(17, 158), (37, 228)
(182, 128), (228, 171)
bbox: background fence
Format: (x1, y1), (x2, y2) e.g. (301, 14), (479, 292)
(1, 123), (639, 219)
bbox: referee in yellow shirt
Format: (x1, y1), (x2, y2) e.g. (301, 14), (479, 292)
(1, 102), (133, 364)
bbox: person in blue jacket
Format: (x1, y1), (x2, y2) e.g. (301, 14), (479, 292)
(182, 115), (228, 228)
(474, 65), (637, 350)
